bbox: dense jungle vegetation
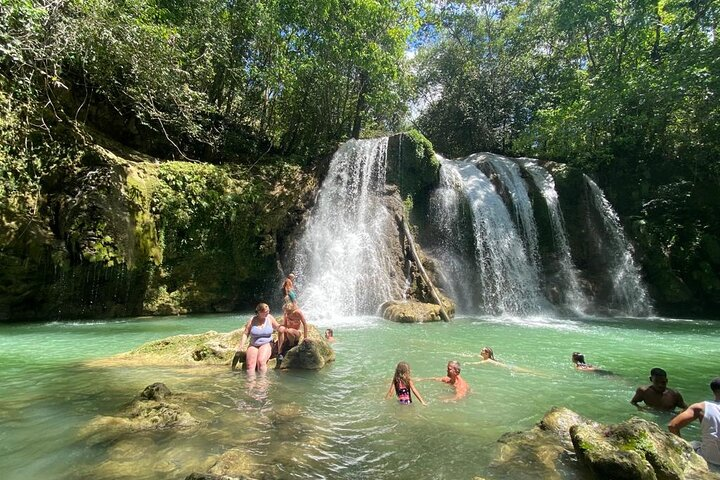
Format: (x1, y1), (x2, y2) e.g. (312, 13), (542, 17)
(1, 0), (719, 318)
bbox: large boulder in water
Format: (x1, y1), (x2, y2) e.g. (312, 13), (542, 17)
(486, 407), (718, 480)
(277, 324), (335, 370)
(381, 300), (448, 323)
(570, 416), (714, 480)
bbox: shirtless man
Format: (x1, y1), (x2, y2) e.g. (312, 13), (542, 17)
(668, 377), (720, 469)
(277, 302), (308, 360)
(631, 368), (687, 411)
(434, 360), (469, 401)
(282, 273), (298, 306)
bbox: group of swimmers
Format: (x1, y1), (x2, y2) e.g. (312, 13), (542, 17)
(387, 350), (720, 469)
(242, 273), (719, 467)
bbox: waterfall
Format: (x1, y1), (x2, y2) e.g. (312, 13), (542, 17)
(292, 138), (404, 318)
(482, 154), (541, 274)
(427, 157), (477, 312)
(451, 158), (545, 315)
(584, 175), (654, 316)
(520, 159), (588, 313)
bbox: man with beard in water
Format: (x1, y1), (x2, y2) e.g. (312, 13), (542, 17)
(631, 367), (688, 411)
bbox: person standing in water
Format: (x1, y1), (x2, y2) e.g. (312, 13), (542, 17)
(631, 367), (688, 411)
(324, 328), (335, 342)
(283, 273), (298, 306)
(668, 377), (720, 469)
(385, 361), (427, 405)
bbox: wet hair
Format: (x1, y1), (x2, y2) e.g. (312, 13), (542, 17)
(325, 328), (334, 337)
(481, 347), (495, 360)
(283, 302), (296, 313)
(394, 362), (412, 387)
(572, 352), (586, 364)
(255, 303), (269, 313)
(448, 360), (461, 374)
(650, 367), (667, 378)
(711, 377), (720, 393)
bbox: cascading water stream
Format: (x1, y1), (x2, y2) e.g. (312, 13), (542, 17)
(584, 175), (653, 316)
(520, 159), (588, 313)
(427, 157), (477, 311)
(292, 138), (404, 319)
(452, 159), (545, 315)
(481, 154), (541, 274)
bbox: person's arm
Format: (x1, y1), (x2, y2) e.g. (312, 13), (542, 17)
(269, 315), (280, 331)
(676, 392), (688, 410)
(668, 403), (703, 437)
(238, 319), (252, 351)
(385, 380), (396, 399)
(409, 380), (427, 406)
(630, 387), (645, 408)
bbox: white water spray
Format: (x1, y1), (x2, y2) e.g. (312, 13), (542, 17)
(584, 175), (653, 316)
(292, 138), (404, 319)
(521, 159), (588, 313)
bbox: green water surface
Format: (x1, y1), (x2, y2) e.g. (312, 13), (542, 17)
(0, 314), (718, 479)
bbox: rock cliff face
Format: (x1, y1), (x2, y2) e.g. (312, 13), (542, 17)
(0, 138), (318, 321)
(547, 163), (720, 318)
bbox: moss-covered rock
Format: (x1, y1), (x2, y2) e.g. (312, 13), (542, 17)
(386, 130), (440, 215)
(278, 324), (335, 370)
(381, 296), (455, 323)
(570, 417), (713, 480)
(0, 130), (318, 321)
(486, 407), (718, 480)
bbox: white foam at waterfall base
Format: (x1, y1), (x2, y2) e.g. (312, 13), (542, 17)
(291, 138), (404, 321)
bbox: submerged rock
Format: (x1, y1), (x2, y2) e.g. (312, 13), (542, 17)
(81, 383), (201, 442)
(486, 407), (719, 480)
(87, 329), (244, 367)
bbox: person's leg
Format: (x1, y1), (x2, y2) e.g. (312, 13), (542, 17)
(286, 328), (301, 349)
(257, 343), (273, 373)
(278, 326), (286, 354)
(245, 346), (259, 372)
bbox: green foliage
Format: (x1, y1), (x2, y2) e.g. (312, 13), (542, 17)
(1, 0), (423, 161)
(413, 0), (720, 183)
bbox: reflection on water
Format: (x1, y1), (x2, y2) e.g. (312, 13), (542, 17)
(0, 314), (719, 479)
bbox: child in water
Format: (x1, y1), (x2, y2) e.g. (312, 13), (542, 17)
(385, 362), (427, 405)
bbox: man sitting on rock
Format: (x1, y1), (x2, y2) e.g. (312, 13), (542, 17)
(668, 377), (720, 470)
(631, 367), (687, 411)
